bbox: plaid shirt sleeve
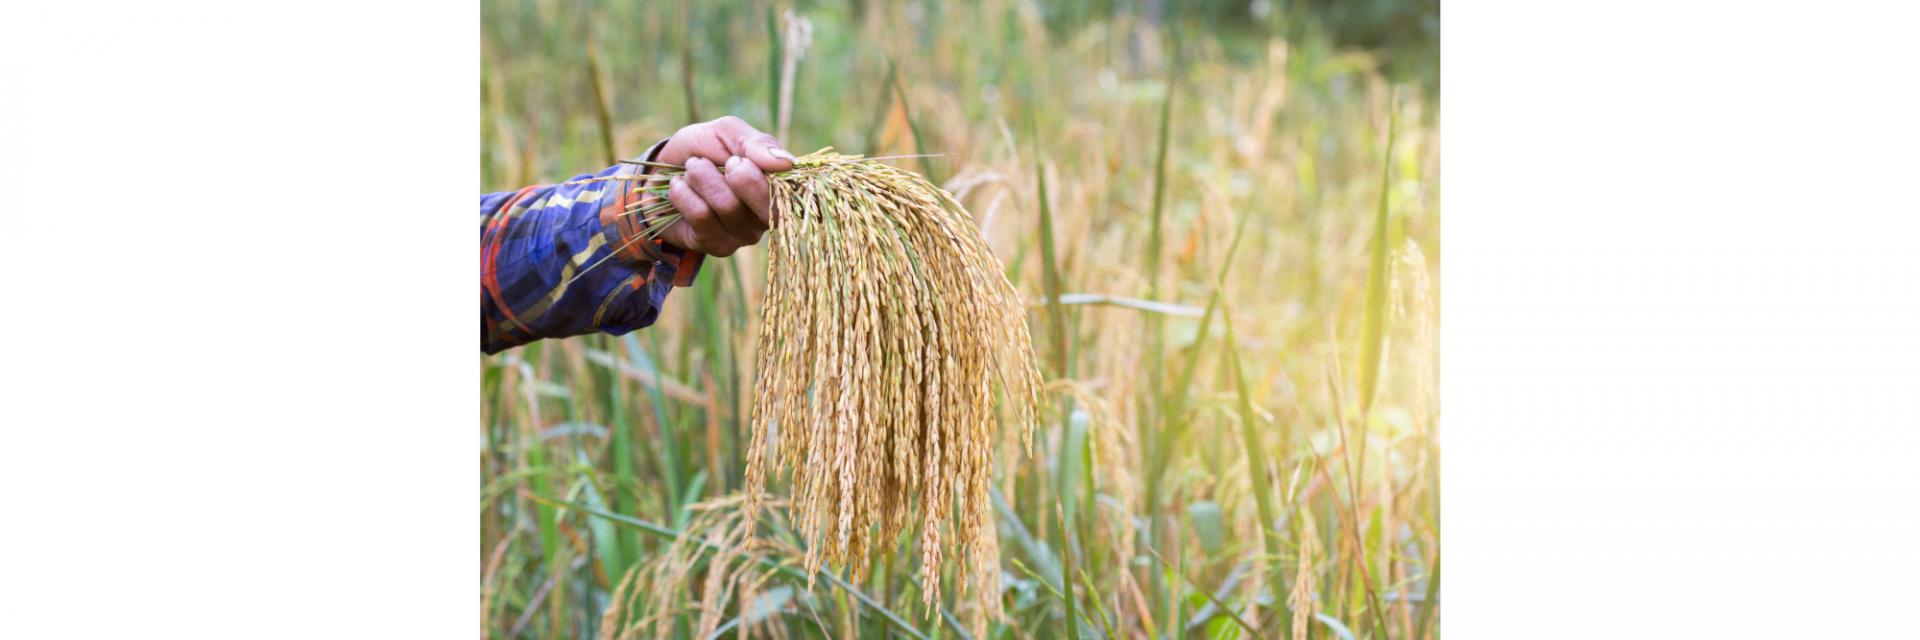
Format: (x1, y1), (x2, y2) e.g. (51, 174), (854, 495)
(481, 143), (706, 354)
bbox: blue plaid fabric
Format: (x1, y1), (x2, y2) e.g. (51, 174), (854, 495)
(480, 154), (700, 354)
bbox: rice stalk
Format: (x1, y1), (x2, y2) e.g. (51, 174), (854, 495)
(1391, 238), (1436, 431)
(598, 496), (789, 640)
(1289, 509), (1320, 640)
(607, 149), (1043, 626)
(1048, 379), (1135, 570)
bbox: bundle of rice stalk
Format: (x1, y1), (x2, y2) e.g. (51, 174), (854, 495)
(614, 149), (1043, 621)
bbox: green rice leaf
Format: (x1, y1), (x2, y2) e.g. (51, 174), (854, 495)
(1358, 94), (1400, 415)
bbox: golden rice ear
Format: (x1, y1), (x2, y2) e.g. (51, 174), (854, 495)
(739, 151), (1043, 621)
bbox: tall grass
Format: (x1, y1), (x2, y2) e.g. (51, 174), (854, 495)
(482, 1), (1439, 637)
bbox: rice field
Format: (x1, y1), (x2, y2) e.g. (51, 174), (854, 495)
(482, 1), (1439, 638)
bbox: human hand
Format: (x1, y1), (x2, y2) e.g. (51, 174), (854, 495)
(648, 116), (796, 257)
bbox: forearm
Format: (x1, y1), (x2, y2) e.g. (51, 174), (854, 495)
(479, 148), (701, 353)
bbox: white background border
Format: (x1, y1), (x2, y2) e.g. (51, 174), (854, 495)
(1, 1), (475, 636)
(1446, 1), (1920, 636)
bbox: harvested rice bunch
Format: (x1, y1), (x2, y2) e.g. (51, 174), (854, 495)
(621, 150), (1042, 624)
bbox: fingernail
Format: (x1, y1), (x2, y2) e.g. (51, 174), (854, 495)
(726, 155), (744, 170)
(769, 147), (798, 162)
